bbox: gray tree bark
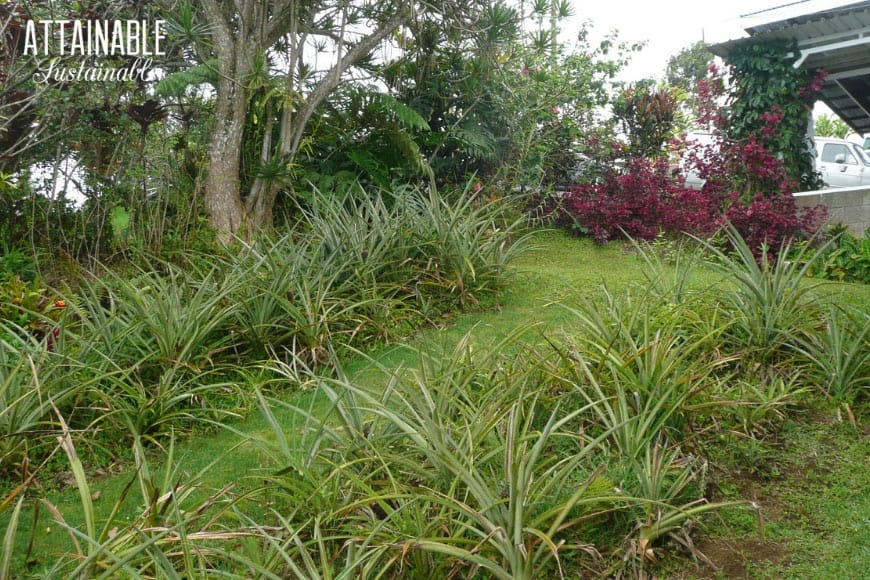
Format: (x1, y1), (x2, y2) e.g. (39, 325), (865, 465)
(194, 0), (414, 237)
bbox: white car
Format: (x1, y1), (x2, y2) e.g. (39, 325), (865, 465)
(680, 132), (716, 190)
(815, 137), (870, 188)
(679, 135), (868, 191)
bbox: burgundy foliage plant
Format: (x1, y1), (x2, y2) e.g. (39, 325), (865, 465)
(555, 59), (827, 256)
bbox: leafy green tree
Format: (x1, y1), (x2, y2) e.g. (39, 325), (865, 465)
(1, 1), (175, 260)
(379, 2), (521, 185)
(382, 1), (635, 191)
(665, 40), (713, 114)
(496, 3), (638, 190)
(289, 85), (432, 198)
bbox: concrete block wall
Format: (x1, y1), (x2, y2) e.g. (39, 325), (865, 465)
(793, 187), (870, 237)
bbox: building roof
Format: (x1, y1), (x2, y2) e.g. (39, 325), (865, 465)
(710, 1), (870, 135)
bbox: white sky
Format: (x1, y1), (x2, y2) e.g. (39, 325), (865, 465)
(574, 0), (863, 82)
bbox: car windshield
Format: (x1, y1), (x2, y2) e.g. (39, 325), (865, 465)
(856, 146), (870, 165)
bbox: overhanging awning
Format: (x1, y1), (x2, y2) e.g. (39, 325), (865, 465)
(710, 1), (870, 135)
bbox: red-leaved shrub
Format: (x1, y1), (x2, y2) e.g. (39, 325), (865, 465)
(552, 61), (828, 256)
(724, 192), (826, 254)
(561, 156), (720, 243)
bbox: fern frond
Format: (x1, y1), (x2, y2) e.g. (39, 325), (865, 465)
(155, 59), (221, 98)
(370, 93), (430, 132)
(452, 124), (496, 158)
(387, 124), (426, 172)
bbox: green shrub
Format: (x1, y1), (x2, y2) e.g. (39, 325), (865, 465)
(403, 185), (533, 309)
(0, 245), (36, 283)
(804, 226), (870, 284)
(0, 276), (65, 344)
(556, 289), (726, 458)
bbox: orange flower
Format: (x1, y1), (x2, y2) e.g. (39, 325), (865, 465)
(54, 300), (66, 308)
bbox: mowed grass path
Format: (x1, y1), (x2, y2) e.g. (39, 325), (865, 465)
(15, 230), (870, 576)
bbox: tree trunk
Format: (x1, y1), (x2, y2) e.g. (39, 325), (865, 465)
(205, 68), (249, 237)
(199, 0), (413, 238)
(245, 178), (276, 227)
(243, 8), (412, 230)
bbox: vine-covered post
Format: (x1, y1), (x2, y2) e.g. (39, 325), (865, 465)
(722, 39), (827, 191)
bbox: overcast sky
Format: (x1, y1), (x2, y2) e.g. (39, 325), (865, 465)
(573, 0), (863, 82)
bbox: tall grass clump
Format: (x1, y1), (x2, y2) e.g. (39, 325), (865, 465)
(553, 275), (730, 454)
(0, 333), (79, 478)
(211, 184), (533, 362)
(216, 234), (368, 363)
(696, 224), (831, 359)
(403, 184), (535, 308)
(0, 309), (121, 479)
(301, 189), (417, 291)
(69, 263), (240, 373)
(43, 261), (252, 458)
(222, 190), (421, 359)
(300, 183), (534, 312)
(11, 425), (264, 578)
(628, 235), (708, 305)
(788, 305), (869, 426)
(252, 333), (620, 578)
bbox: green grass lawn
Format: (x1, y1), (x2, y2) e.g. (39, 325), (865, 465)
(7, 229), (870, 577)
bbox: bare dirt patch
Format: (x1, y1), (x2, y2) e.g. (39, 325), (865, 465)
(693, 538), (789, 579)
